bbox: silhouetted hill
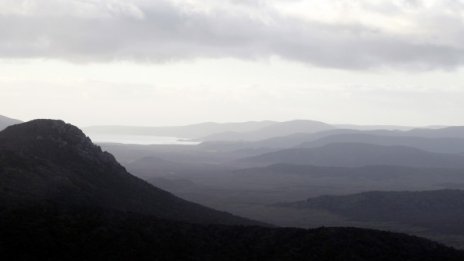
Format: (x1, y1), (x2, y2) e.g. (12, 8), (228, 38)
(0, 119), (261, 226)
(301, 133), (464, 154)
(0, 115), (21, 131)
(237, 143), (464, 168)
(1, 206), (462, 261)
(279, 190), (464, 235)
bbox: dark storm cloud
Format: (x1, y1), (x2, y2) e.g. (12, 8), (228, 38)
(1, 0), (464, 69)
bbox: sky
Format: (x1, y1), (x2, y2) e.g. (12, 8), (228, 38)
(1, 0), (463, 127)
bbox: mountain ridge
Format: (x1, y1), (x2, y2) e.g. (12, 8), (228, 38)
(0, 119), (262, 226)
(278, 189), (464, 235)
(236, 142), (464, 168)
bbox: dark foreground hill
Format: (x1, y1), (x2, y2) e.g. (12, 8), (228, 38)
(0, 206), (463, 261)
(0, 119), (260, 226)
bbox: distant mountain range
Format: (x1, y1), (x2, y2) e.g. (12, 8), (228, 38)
(200, 120), (334, 141)
(199, 125), (464, 156)
(84, 120), (335, 141)
(195, 123), (464, 143)
(84, 121), (277, 139)
(0, 115), (21, 131)
(236, 143), (464, 168)
(334, 124), (415, 130)
(62, 119), (464, 153)
(300, 133), (464, 154)
(407, 126), (464, 139)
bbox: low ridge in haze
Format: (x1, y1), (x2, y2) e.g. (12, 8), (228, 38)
(0, 115), (22, 131)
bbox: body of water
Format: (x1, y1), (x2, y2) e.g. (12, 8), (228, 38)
(87, 133), (200, 145)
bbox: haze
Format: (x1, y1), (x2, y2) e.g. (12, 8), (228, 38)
(3, 1), (464, 258)
(1, 0), (463, 127)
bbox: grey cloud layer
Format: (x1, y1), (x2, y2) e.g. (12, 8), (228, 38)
(1, 0), (464, 69)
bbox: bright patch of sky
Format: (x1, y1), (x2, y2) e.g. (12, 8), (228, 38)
(0, 0), (463, 126)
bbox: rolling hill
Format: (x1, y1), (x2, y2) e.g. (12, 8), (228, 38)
(199, 120), (334, 142)
(237, 143), (464, 168)
(84, 121), (276, 139)
(278, 189), (464, 235)
(407, 126), (464, 139)
(301, 133), (464, 154)
(200, 125), (464, 151)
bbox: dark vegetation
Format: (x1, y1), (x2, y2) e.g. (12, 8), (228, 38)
(1, 206), (463, 261)
(278, 190), (464, 235)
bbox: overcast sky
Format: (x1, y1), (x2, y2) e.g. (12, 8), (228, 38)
(1, 0), (463, 127)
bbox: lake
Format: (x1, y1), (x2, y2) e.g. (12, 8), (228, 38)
(87, 133), (200, 145)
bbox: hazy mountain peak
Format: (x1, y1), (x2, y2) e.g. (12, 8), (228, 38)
(0, 115), (22, 131)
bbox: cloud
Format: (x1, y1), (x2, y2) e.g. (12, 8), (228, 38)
(1, 0), (464, 69)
